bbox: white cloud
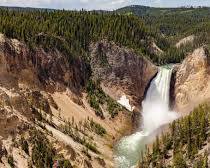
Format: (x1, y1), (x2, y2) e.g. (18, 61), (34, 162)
(153, 0), (162, 6)
(0, 0), (135, 10)
(1, 0), (51, 7)
(1, 0), (210, 10)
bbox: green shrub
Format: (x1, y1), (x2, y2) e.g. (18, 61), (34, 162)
(20, 137), (29, 155)
(173, 152), (187, 168)
(87, 79), (122, 118)
(85, 142), (100, 154)
(30, 129), (55, 168)
(90, 119), (107, 136)
(61, 123), (100, 154)
(58, 159), (73, 168)
(8, 155), (14, 168)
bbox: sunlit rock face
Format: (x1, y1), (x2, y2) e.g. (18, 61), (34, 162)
(174, 47), (210, 113)
(0, 34), (134, 168)
(90, 40), (158, 110)
(175, 35), (195, 48)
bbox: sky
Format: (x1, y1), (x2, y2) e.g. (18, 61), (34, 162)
(0, 0), (210, 10)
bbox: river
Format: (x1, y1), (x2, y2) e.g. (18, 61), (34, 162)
(115, 66), (178, 168)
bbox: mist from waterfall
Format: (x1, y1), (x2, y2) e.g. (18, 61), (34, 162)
(115, 66), (178, 168)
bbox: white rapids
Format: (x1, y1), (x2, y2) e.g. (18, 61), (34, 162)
(115, 66), (178, 168)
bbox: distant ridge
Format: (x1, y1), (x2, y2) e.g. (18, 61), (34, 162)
(0, 6), (56, 12)
(116, 5), (210, 17)
(0, 5), (209, 13)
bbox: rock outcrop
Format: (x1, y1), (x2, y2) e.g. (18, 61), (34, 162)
(173, 47), (210, 113)
(0, 34), (159, 168)
(0, 34), (158, 168)
(0, 33), (88, 93)
(175, 35), (195, 48)
(149, 42), (163, 55)
(90, 40), (158, 110)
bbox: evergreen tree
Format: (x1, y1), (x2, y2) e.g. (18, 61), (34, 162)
(173, 152), (187, 168)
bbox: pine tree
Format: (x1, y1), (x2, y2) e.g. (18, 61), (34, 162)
(173, 152), (187, 168)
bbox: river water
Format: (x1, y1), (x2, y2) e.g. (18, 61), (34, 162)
(115, 66), (178, 168)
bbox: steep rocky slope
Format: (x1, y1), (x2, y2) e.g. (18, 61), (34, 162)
(0, 34), (156, 168)
(90, 40), (158, 110)
(173, 46), (210, 113)
(0, 33), (89, 93)
(148, 42), (163, 56)
(175, 35), (195, 48)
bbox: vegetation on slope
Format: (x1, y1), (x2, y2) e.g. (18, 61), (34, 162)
(117, 5), (210, 64)
(60, 117), (100, 154)
(86, 80), (123, 118)
(139, 104), (210, 168)
(1, 6), (210, 64)
(29, 128), (73, 168)
(117, 5), (210, 38)
(0, 8), (149, 118)
(0, 8), (178, 66)
(157, 35), (209, 64)
(0, 9), (151, 61)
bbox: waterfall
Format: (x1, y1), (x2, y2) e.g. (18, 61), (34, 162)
(115, 66), (178, 168)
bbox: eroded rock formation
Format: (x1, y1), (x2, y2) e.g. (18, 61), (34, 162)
(90, 40), (158, 110)
(173, 47), (210, 113)
(0, 34), (158, 168)
(0, 33), (88, 93)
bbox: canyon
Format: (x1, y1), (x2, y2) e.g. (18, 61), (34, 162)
(0, 32), (209, 168)
(0, 34), (158, 168)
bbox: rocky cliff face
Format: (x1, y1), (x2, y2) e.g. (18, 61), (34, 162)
(0, 35), (158, 168)
(0, 33), (89, 93)
(90, 40), (158, 110)
(173, 47), (210, 113)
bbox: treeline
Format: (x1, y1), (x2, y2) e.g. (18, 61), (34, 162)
(0, 8), (186, 65)
(139, 104), (210, 168)
(1, 8), (209, 67)
(117, 6), (210, 37)
(0, 9), (152, 61)
(117, 6), (210, 62)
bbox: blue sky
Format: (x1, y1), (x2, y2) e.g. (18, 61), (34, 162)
(0, 0), (210, 10)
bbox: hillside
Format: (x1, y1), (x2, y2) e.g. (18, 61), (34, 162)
(0, 9), (151, 62)
(139, 103), (210, 168)
(0, 32), (128, 168)
(118, 5), (210, 39)
(116, 6), (210, 65)
(0, 28), (158, 167)
(0, 8), (164, 167)
(0, 5), (210, 168)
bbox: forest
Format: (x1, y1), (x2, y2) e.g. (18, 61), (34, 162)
(139, 104), (210, 168)
(0, 5), (210, 168)
(117, 5), (210, 64)
(0, 7), (202, 66)
(0, 9), (152, 63)
(117, 5), (210, 38)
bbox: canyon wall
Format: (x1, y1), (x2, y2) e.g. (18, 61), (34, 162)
(90, 40), (158, 110)
(173, 47), (210, 113)
(0, 34), (157, 168)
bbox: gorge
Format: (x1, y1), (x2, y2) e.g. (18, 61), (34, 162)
(115, 66), (178, 168)
(0, 5), (210, 168)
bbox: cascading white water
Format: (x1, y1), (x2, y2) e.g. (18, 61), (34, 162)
(115, 66), (178, 168)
